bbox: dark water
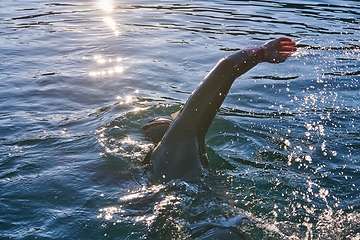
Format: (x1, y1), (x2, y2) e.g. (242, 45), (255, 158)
(1, 0), (359, 239)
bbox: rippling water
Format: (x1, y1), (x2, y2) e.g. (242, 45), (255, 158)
(1, 0), (359, 239)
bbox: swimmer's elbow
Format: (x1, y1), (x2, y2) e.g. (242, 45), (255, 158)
(219, 56), (231, 67)
(216, 57), (235, 72)
(223, 50), (248, 66)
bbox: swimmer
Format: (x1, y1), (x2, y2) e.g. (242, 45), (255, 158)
(142, 37), (297, 184)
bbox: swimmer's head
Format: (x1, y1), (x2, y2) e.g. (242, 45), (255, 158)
(141, 117), (172, 144)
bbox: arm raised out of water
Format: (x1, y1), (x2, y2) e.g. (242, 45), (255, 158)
(178, 37), (297, 139)
(150, 38), (296, 183)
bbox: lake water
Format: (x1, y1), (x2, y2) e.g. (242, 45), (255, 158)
(1, 0), (359, 239)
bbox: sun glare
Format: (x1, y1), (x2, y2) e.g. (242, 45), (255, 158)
(89, 55), (123, 77)
(99, 0), (113, 12)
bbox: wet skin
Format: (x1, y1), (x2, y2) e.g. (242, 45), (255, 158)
(147, 38), (297, 184)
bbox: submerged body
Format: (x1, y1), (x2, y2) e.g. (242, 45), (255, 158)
(144, 38), (297, 183)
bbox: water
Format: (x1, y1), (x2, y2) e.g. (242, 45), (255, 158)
(1, 0), (359, 239)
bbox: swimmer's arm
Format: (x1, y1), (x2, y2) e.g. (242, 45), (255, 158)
(177, 38), (296, 137)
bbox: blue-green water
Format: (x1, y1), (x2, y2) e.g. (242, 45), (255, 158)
(1, 0), (359, 239)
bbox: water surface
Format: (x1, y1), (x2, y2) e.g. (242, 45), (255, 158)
(1, 0), (359, 239)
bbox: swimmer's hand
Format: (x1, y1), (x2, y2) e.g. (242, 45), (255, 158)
(262, 37), (297, 63)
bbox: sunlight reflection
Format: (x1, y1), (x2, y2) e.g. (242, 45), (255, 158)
(125, 95), (132, 103)
(103, 17), (116, 30)
(115, 67), (123, 73)
(99, 0), (120, 36)
(132, 107), (148, 113)
(93, 55), (122, 63)
(97, 58), (106, 64)
(89, 55), (123, 77)
(103, 16), (120, 36)
(121, 137), (137, 145)
(97, 206), (125, 220)
(99, 0), (113, 12)
(98, 185), (167, 224)
(154, 195), (179, 211)
(120, 185), (165, 202)
(89, 67), (122, 76)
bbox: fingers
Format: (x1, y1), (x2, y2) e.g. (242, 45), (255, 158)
(277, 37), (293, 42)
(279, 40), (297, 52)
(278, 49), (295, 62)
(279, 52), (293, 58)
(279, 46), (297, 52)
(280, 41), (296, 47)
(263, 37), (298, 63)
